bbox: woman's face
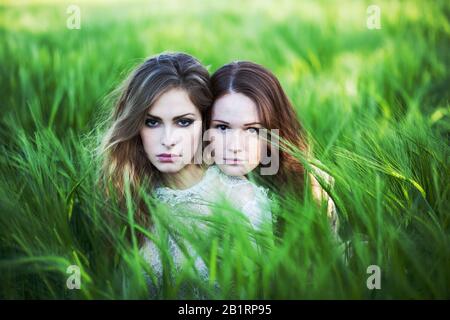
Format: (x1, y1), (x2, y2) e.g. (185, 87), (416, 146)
(209, 92), (264, 176)
(140, 88), (202, 173)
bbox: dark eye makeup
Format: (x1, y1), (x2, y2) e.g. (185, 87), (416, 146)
(177, 118), (194, 127)
(144, 117), (194, 128)
(145, 118), (159, 127)
(215, 124), (229, 131)
(214, 123), (261, 134)
(246, 127), (259, 134)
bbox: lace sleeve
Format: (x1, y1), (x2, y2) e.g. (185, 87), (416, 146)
(139, 226), (211, 294)
(139, 228), (163, 278)
(240, 185), (272, 230)
(205, 165), (273, 231)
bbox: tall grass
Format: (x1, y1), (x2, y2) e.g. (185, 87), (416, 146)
(0, 0), (449, 299)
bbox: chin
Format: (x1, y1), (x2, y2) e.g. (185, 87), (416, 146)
(153, 162), (185, 173)
(217, 164), (251, 176)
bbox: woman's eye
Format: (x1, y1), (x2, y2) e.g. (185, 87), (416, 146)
(247, 127), (259, 134)
(145, 119), (159, 128)
(177, 118), (194, 127)
(215, 124), (229, 131)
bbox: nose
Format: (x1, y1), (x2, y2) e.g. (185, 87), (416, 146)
(226, 129), (244, 154)
(161, 126), (179, 148)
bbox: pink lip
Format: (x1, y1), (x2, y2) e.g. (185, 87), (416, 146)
(157, 153), (180, 163)
(223, 158), (245, 164)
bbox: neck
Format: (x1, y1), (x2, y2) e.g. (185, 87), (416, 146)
(163, 164), (205, 190)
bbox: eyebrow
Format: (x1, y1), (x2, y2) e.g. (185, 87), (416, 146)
(146, 113), (196, 120)
(243, 122), (263, 126)
(211, 119), (229, 124)
(212, 119), (263, 126)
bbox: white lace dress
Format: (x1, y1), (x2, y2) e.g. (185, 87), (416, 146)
(139, 165), (272, 298)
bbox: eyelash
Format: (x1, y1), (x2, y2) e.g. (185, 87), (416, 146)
(145, 119), (159, 128)
(145, 118), (194, 128)
(177, 118), (194, 127)
(215, 124), (229, 131)
(215, 124), (259, 134)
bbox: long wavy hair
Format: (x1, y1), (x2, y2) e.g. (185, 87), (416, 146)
(97, 52), (212, 234)
(207, 61), (316, 237)
(207, 61), (310, 194)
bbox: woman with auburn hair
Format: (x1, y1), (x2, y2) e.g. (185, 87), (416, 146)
(206, 61), (339, 237)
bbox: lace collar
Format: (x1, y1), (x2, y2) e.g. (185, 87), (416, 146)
(153, 166), (218, 206)
(153, 165), (269, 206)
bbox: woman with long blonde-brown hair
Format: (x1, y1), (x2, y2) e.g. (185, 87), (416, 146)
(97, 52), (216, 297)
(98, 52), (212, 229)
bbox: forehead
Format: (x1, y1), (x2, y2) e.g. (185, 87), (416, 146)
(212, 93), (260, 124)
(148, 88), (200, 117)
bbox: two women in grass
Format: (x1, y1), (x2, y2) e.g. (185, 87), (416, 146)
(98, 52), (338, 297)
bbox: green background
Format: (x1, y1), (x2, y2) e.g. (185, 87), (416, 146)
(0, 0), (448, 299)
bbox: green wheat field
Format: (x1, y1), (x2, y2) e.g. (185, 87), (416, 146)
(0, 0), (449, 299)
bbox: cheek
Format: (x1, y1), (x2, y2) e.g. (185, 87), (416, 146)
(210, 133), (225, 155)
(140, 129), (159, 154)
(247, 136), (263, 162)
(247, 136), (261, 152)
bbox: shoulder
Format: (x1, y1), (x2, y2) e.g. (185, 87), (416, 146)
(308, 162), (340, 235)
(308, 161), (336, 200)
(310, 164), (335, 187)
